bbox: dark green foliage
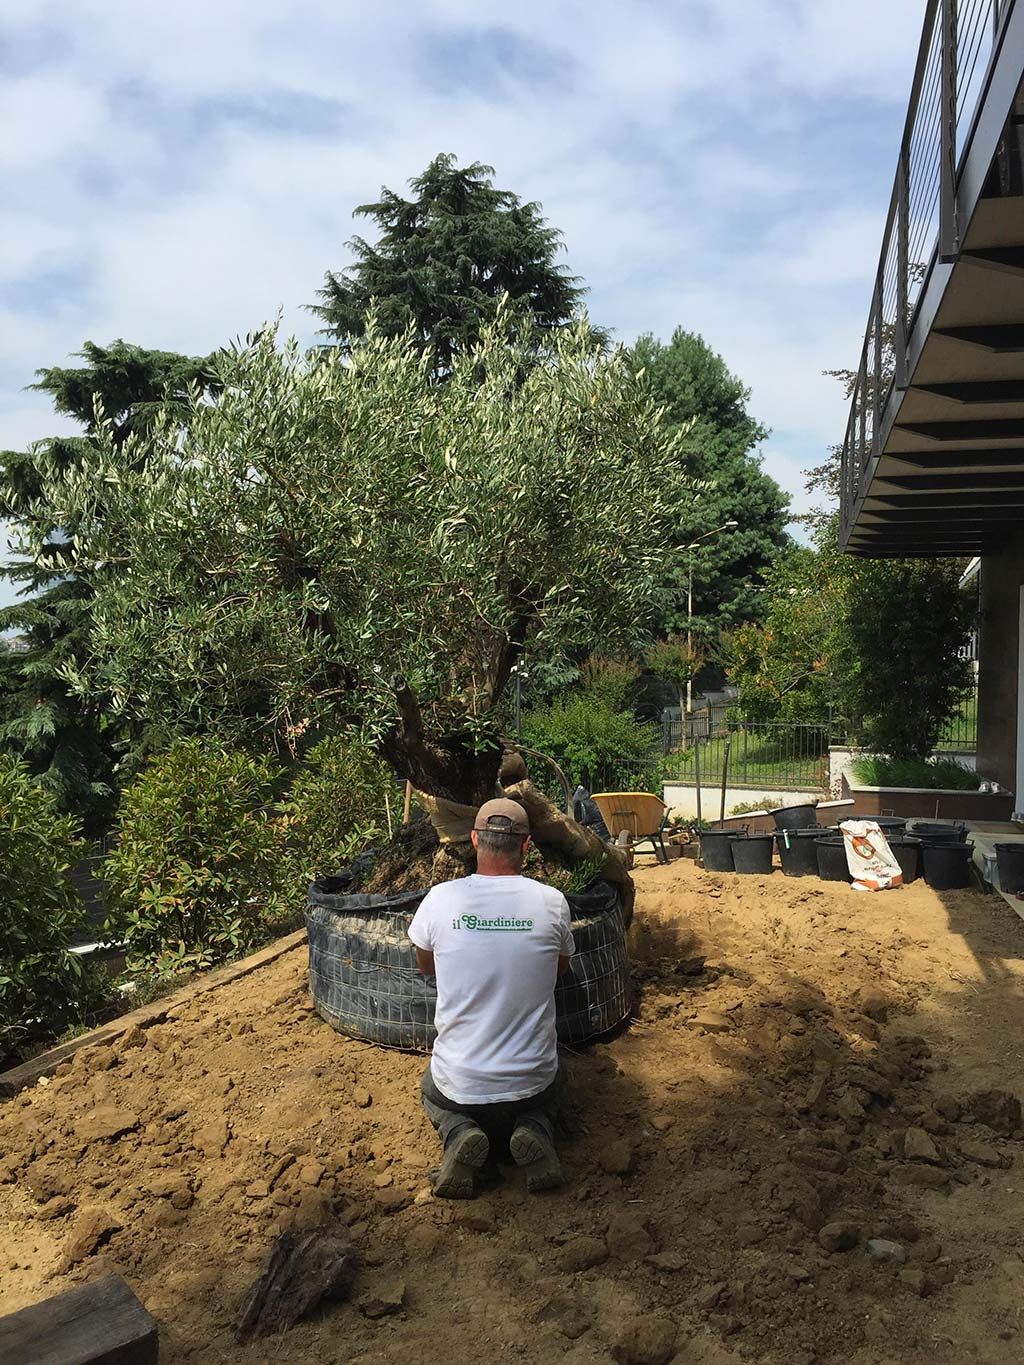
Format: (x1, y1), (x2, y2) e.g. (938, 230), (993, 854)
(0, 754), (90, 1062)
(0, 341), (216, 831)
(838, 553), (975, 758)
(521, 687), (661, 795)
(277, 731), (395, 906)
(631, 329), (790, 640)
(311, 154), (591, 372)
(725, 515), (975, 757)
(102, 740), (285, 977)
(850, 755), (980, 791)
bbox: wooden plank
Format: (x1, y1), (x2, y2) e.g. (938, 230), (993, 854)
(0, 928), (308, 1098)
(0, 1274), (158, 1365)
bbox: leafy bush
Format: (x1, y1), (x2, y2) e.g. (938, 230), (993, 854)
(521, 689), (660, 795)
(277, 731), (395, 908)
(103, 740), (285, 976)
(0, 755), (89, 1061)
(729, 797), (783, 815)
(850, 756), (981, 791)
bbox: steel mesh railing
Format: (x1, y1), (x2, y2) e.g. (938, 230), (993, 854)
(840, 0), (1008, 538)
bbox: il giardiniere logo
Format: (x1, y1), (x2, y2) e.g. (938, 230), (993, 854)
(452, 913), (534, 931)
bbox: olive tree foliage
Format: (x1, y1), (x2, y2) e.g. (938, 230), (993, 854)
(36, 310), (695, 804)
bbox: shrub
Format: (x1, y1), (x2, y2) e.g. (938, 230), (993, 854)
(277, 731), (395, 908)
(521, 689), (661, 795)
(0, 755), (89, 1061)
(850, 755), (981, 791)
(729, 797), (783, 815)
(103, 739), (285, 976)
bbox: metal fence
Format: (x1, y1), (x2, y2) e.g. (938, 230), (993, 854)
(662, 722), (833, 794)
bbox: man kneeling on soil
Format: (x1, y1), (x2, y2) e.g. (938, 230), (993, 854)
(409, 799), (574, 1198)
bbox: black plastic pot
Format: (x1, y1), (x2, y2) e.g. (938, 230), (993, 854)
(872, 816), (908, 834)
(700, 828), (743, 872)
(730, 834), (774, 874)
(772, 803), (818, 832)
(910, 821), (966, 845)
(922, 843), (973, 890)
(995, 842), (1024, 894)
(775, 827), (834, 877)
(887, 837), (922, 885)
(815, 837), (851, 882)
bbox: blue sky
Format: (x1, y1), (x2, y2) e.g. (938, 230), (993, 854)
(0, 0), (926, 611)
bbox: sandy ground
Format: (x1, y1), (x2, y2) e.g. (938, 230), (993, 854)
(2, 857), (1024, 1364)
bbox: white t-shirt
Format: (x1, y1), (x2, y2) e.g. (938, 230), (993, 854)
(408, 874), (575, 1104)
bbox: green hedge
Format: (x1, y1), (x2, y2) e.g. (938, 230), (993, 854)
(0, 756), (90, 1062)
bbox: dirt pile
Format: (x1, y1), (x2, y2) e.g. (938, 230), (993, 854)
(2, 860), (1024, 1363)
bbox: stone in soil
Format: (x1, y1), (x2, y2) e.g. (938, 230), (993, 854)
(645, 1251), (685, 1272)
(685, 1009), (732, 1033)
(532, 1295), (592, 1340)
(818, 1221), (861, 1253)
(866, 1238), (907, 1264)
(958, 1138), (1008, 1169)
(968, 1090), (1021, 1137)
(76, 1106), (139, 1143)
(63, 1205), (123, 1264)
(609, 1313), (677, 1365)
(599, 1139), (636, 1176)
(606, 1209), (655, 1260)
(353, 1087), (373, 1108)
(358, 1278), (406, 1319)
(555, 1235), (608, 1272)
(903, 1127), (941, 1163)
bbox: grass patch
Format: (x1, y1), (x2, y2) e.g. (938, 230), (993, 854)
(850, 756), (981, 791)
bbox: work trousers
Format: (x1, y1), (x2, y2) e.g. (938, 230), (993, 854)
(420, 1060), (566, 1154)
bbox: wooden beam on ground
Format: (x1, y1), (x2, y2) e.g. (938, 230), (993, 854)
(0, 1274), (158, 1365)
(0, 928), (308, 1099)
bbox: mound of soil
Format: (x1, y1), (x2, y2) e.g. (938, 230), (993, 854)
(2, 860), (1024, 1364)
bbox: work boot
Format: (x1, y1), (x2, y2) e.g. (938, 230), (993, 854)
(432, 1122), (489, 1199)
(510, 1121), (566, 1193)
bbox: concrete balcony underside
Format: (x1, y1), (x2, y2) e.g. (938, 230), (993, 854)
(848, 194), (1024, 557)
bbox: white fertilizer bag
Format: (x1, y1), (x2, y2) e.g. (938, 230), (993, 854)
(839, 820), (903, 892)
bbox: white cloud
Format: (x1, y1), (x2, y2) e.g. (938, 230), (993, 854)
(0, 0), (930, 553)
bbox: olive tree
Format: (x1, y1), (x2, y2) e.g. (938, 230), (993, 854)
(36, 310), (694, 806)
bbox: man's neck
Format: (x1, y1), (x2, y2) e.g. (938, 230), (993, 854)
(474, 858), (523, 878)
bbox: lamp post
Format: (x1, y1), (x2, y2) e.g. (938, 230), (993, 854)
(685, 520), (739, 723)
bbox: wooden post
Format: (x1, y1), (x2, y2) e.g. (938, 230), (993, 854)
(719, 737), (731, 827)
(694, 737), (702, 829)
(403, 780), (412, 825)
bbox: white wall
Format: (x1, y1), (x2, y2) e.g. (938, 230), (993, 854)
(663, 783), (820, 820)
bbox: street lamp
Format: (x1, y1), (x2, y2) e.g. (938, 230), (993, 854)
(685, 520), (739, 721)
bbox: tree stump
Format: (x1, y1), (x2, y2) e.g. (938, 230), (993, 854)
(235, 1229), (356, 1341)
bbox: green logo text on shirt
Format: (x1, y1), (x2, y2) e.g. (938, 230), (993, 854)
(453, 913), (534, 931)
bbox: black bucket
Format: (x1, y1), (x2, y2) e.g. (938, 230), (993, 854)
(872, 816), (908, 835)
(731, 834), (774, 874)
(772, 803), (818, 832)
(887, 837), (922, 884)
(922, 843), (973, 890)
(910, 821), (966, 845)
(700, 828), (743, 872)
(775, 827), (831, 877)
(815, 837), (851, 882)
(995, 843), (1024, 895)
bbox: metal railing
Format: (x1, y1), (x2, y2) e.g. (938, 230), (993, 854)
(840, 0), (1010, 536)
(661, 722), (833, 794)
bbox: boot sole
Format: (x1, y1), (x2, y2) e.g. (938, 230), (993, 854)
(432, 1126), (490, 1199)
(510, 1125), (566, 1193)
